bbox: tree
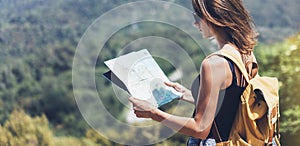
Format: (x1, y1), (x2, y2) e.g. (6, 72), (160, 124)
(255, 32), (300, 145)
(0, 109), (104, 146)
(0, 109), (54, 146)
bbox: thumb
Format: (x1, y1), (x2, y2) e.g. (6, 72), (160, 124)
(164, 81), (174, 87)
(164, 81), (182, 90)
(129, 97), (136, 103)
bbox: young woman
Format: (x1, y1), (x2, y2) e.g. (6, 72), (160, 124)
(129, 0), (268, 145)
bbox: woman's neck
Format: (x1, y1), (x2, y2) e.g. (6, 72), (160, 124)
(217, 39), (227, 49)
(214, 31), (230, 49)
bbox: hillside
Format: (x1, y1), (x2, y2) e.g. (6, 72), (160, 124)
(0, 0), (299, 145)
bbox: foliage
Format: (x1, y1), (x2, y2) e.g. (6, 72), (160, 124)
(276, 33), (300, 145)
(0, 109), (53, 146)
(255, 32), (300, 145)
(85, 129), (112, 146)
(0, 0), (299, 145)
(0, 109), (117, 146)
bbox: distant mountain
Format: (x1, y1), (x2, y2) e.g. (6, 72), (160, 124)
(0, 0), (298, 56)
(244, 0), (299, 28)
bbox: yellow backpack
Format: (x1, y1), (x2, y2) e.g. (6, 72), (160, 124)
(211, 47), (281, 146)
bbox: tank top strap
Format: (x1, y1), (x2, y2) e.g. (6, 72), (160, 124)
(226, 58), (237, 86)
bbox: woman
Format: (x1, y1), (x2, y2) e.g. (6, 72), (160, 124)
(129, 0), (262, 145)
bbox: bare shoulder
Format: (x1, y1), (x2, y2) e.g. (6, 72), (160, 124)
(200, 55), (230, 88)
(201, 55), (228, 71)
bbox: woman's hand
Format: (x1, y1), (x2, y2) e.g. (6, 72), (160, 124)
(129, 97), (157, 119)
(164, 81), (195, 104)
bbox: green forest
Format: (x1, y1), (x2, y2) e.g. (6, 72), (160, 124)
(0, 0), (299, 145)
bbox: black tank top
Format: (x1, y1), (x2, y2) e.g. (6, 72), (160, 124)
(190, 58), (245, 141)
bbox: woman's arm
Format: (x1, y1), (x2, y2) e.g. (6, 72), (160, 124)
(130, 56), (231, 139)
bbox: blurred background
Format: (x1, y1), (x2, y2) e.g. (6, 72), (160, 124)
(0, 0), (299, 145)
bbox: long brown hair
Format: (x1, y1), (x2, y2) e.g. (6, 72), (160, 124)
(192, 0), (258, 55)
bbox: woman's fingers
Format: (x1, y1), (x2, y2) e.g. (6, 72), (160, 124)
(129, 97), (140, 109)
(164, 81), (173, 86)
(128, 97), (136, 104)
(164, 81), (178, 88)
(129, 97), (142, 105)
(129, 97), (149, 111)
(164, 81), (183, 92)
(133, 106), (142, 111)
(129, 97), (152, 118)
(134, 110), (145, 117)
(164, 81), (178, 87)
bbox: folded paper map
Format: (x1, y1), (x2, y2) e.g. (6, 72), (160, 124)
(103, 49), (183, 107)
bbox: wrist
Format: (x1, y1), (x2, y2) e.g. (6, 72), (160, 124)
(150, 108), (160, 121)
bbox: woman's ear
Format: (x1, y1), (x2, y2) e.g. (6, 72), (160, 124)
(204, 19), (215, 37)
